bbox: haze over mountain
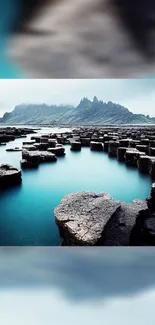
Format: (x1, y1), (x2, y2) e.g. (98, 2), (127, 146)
(0, 97), (155, 125)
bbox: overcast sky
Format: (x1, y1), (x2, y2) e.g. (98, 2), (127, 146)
(0, 248), (155, 324)
(0, 79), (155, 117)
(1, 288), (155, 325)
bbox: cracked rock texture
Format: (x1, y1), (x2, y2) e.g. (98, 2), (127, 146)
(54, 191), (155, 246)
(103, 200), (148, 246)
(55, 192), (121, 245)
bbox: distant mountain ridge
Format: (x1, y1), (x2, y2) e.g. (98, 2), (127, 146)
(0, 97), (155, 125)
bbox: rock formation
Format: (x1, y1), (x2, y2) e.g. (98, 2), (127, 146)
(55, 192), (121, 245)
(0, 164), (22, 187)
(55, 185), (155, 246)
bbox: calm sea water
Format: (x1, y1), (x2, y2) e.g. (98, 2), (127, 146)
(0, 127), (153, 245)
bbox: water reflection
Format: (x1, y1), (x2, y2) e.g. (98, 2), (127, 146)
(0, 248), (155, 324)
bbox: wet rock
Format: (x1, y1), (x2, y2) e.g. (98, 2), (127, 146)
(90, 141), (103, 151)
(48, 147), (65, 156)
(55, 192), (121, 245)
(103, 141), (109, 152)
(103, 200), (148, 246)
(22, 149), (57, 162)
(0, 135), (15, 143)
(149, 140), (155, 148)
(129, 140), (141, 148)
(20, 159), (39, 169)
(31, 136), (41, 143)
(141, 139), (150, 146)
(136, 145), (149, 154)
(125, 149), (144, 167)
(0, 164), (22, 187)
(149, 147), (155, 156)
(38, 151), (57, 162)
(40, 137), (49, 143)
(148, 158), (155, 178)
(48, 139), (57, 147)
(117, 147), (127, 162)
(147, 183), (155, 213)
(80, 138), (90, 146)
(70, 141), (81, 151)
(22, 149), (40, 161)
(38, 142), (50, 151)
(6, 147), (22, 152)
(108, 141), (119, 157)
(22, 145), (37, 151)
(22, 141), (36, 145)
(0, 128), (35, 145)
(119, 139), (130, 147)
(54, 188), (155, 246)
(137, 155), (150, 173)
(130, 208), (155, 246)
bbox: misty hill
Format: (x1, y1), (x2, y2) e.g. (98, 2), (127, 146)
(0, 97), (154, 125)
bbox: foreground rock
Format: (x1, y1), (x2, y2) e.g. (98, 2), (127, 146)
(55, 192), (121, 245)
(0, 164), (22, 187)
(104, 200), (149, 246)
(55, 188), (155, 246)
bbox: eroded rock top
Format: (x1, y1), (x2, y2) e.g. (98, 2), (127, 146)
(55, 192), (121, 245)
(0, 164), (22, 187)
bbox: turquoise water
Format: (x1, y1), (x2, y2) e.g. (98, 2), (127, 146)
(0, 0), (22, 78)
(0, 127), (153, 245)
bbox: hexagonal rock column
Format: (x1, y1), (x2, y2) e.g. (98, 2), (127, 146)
(48, 147), (65, 157)
(48, 139), (57, 148)
(21, 149), (57, 165)
(0, 164), (22, 187)
(149, 147), (155, 156)
(130, 198), (155, 246)
(136, 145), (149, 154)
(103, 141), (109, 152)
(70, 141), (81, 151)
(119, 139), (130, 147)
(117, 147), (127, 162)
(55, 192), (121, 245)
(21, 159), (39, 169)
(40, 137), (49, 143)
(108, 141), (119, 157)
(103, 200), (148, 246)
(148, 158), (155, 178)
(149, 141), (155, 148)
(147, 183), (155, 213)
(90, 141), (103, 151)
(37, 151), (57, 162)
(80, 138), (90, 147)
(125, 150), (145, 167)
(31, 136), (41, 143)
(22, 145), (37, 151)
(137, 156), (150, 173)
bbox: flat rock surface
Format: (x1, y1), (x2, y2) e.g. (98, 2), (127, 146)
(0, 164), (21, 177)
(22, 149), (56, 161)
(103, 200), (148, 246)
(55, 192), (121, 245)
(0, 164), (21, 186)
